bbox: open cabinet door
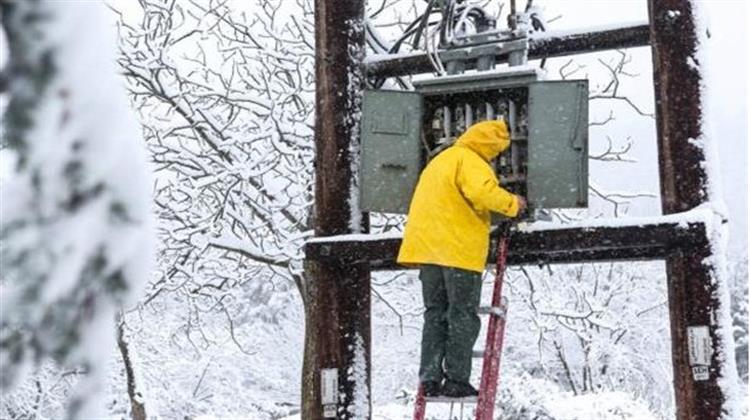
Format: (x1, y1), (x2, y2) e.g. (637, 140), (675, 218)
(360, 89), (423, 213)
(527, 80), (589, 209)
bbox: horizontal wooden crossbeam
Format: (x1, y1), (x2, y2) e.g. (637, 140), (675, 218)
(366, 23), (650, 79)
(305, 220), (708, 271)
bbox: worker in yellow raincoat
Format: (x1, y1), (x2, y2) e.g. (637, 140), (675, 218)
(398, 120), (526, 398)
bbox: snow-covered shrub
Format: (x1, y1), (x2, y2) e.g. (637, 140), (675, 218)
(498, 374), (661, 420)
(503, 261), (674, 416)
(0, 361), (74, 419)
(116, 275), (304, 418)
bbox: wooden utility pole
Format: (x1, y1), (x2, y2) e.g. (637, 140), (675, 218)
(649, 1), (731, 418)
(302, 0), (371, 419)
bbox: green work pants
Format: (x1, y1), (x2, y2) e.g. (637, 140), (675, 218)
(419, 264), (482, 383)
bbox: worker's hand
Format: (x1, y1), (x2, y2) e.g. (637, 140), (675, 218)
(515, 195), (527, 215)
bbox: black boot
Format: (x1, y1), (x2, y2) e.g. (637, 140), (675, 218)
(442, 379), (478, 397)
(421, 381), (442, 397)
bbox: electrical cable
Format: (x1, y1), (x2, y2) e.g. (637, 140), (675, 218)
(365, 21), (389, 53)
(365, 20), (413, 89)
(439, 0), (455, 47)
(426, 18), (446, 75)
(412, 0), (438, 50)
(376, 0), (507, 79)
(454, 5), (485, 40)
(390, 15), (440, 54)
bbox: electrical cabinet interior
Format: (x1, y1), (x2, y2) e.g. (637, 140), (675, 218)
(360, 71), (589, 215)
(415, 68), (540, 205)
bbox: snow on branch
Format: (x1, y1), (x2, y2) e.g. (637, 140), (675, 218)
(113, 1), (316, 360)
(0, 2), (153, 418)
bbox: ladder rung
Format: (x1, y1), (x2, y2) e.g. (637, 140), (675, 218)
(478, 306), (506, 318)
(424, 396), (478, 404)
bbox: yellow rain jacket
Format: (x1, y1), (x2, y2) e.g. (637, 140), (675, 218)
(397, 120), (520, 273)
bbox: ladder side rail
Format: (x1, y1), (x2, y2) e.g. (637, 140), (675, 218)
(413, 384), (426, 420)
(476, 234), (511, 419)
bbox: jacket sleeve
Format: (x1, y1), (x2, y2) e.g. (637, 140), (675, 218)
(456, 157), (520, 217)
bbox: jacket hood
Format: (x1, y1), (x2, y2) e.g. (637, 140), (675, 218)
(455, 120), (510, 161)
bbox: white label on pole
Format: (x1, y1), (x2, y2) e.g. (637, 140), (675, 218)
(687, 326), (712, 366)
(692, 365), (710, 381)
(321, 368), (338, 417)
(323, 404), (337, 418)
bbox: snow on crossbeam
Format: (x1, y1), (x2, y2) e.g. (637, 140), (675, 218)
(518, 206), (717, 232)
(304, 210), (711, 270)
(306, 231), (404, 244)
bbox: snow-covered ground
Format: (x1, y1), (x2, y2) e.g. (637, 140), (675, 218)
(107, 262), (676, 419)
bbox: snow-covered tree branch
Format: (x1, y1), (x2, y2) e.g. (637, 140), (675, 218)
(0, 1), (153, 417)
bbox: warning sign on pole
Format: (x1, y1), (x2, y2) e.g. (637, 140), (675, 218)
(687, 326), (712, 381)
(321, 368), (338, 418)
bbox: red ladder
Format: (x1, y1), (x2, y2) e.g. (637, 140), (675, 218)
(413, 233), (511, 420)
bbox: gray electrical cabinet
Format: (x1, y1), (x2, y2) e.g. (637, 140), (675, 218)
(360, 89), (423, 213)
(360, 77), (589, 216)
(527, 80), (589, 208)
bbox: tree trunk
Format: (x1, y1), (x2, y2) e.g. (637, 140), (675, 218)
(117, 317), (147, 420)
